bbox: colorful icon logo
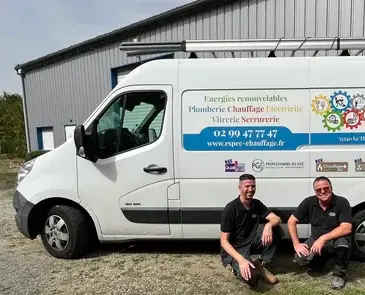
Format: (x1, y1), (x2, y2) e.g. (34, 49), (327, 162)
(312, 90), (365, 132)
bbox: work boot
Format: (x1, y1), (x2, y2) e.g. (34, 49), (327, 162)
(252, 258), (279, 284)
(331, 275), (346, 290)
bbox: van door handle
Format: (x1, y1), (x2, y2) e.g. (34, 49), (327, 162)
(143, 165), (167, 174)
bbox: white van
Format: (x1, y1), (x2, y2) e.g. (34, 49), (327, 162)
(13, 38), (365, 260)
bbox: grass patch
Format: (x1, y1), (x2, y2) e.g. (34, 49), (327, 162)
(0, 154), (20, 190)
(0, 172), (17, 190)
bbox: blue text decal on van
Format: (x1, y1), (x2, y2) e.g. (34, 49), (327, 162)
(183, 127), (365, 151)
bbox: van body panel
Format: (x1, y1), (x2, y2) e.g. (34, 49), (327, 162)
(16, 139), (79, 205)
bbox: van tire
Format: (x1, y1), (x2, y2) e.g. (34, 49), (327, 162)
(352, 210), (365, 262)
(40, 205), (90, 259)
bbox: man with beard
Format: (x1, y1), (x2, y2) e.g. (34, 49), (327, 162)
(288, 176), (353, 290)
(220, 174), (283, 287)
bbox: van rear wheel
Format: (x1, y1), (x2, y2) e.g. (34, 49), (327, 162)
(40, 205), (90, 259)
(352, 210), (365, 262)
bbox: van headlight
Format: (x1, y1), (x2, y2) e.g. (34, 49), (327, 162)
(17, 159), (36, 186)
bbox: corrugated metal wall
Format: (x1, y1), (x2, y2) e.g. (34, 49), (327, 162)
(24, 0), (365, 151)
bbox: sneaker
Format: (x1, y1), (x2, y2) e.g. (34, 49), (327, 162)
(331, 275), (346, 290)
(252, 258), (279, 284)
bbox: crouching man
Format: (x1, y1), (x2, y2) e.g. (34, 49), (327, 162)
(220, 174), (283, 287)
(288, 176), (353, 290)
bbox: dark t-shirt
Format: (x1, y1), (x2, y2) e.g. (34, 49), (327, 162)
(292, 194), (352, 239)
(220, 196), (272, 249)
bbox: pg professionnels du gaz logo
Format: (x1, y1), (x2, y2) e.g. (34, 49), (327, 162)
(252, 159), (304, 172)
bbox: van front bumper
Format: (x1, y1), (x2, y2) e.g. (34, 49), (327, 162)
(13, 190), (34, 239)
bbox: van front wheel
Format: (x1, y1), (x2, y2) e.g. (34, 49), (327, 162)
(352, 210), (365, 262)
(40, 205), (90, 259)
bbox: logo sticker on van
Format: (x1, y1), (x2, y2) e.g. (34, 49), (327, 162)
(315, 158), (348, 173)
(355, 158), (365, 172)
(225, 159), (245, 172)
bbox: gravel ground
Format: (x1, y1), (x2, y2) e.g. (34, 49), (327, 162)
(1, 185), (365, 295)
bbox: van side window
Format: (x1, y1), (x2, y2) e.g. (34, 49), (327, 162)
(96, 91), (166, 158)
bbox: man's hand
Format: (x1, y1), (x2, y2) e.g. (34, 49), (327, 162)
(238, 259), (256, 281)
(310, 237), (326, 255)
(262, 223), (273, 246)
(294, 243), (310, 258)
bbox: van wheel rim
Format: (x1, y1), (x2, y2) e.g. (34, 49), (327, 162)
(44, 215), (70, 251)
(355, 221), (365, 253)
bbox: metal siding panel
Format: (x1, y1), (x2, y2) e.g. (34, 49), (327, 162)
(295, 0), (305, 37)
(326, 0), (340, 56)
(37, 71), (46, 126)
(183, 17), (190, 39)
(202, 10), (211, 58)
(249, 0), (257, 39)
(196, 13), (203, 39)
(224, 3), (233, 39)
(51, 63), (59, 146)
(285, 0), (295, 37)
(275, 0), (285, 57)
(232, 1), (241, 39)
(189, 15), (197, 40)
(257, 0), (266, 57)
(223, 4), (231, 57)
(266, 0), (275, 39)
(339, 0), (351, 37)
(305, 0), (316, 56)
(217, 6), (225, 57)
(203, 10), (210, 40)
(241, 0), (249, 57)
(171, 22), (178, 41)
(160, 24), (167, 42)
(210, 8), (218, 39)
(73, 56), (80, 125)
(316, 0), (328, 37)
(353, 0), (364, 37)
(24, 75), (36, 150)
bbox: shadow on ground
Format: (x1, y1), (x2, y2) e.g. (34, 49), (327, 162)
(88, 238), (296, 257)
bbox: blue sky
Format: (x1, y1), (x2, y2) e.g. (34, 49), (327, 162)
(0, 0), (193, 94)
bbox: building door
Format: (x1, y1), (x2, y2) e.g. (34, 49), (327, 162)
(64, 125), (76, 141)
(37, 127), (54, 150)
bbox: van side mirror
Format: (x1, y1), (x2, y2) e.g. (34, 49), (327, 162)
(74, 124), (98, 163)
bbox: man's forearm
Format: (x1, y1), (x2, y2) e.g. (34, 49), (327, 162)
(221, 239), (247, 264)
(288, 221), (300, 245)
(267, 216), (281, 228)
(321, 224), (352, 242)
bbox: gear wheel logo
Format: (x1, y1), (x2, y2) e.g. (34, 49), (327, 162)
(322, 111), (344, 132)
(351, 94), (365, 112)
(359, 110), (365, 122)
(311, 95), (331, 115)
(330, 90), (351, 112)
(343, 109), (362, 129)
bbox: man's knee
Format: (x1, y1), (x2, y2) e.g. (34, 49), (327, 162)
(231, 263), (260, 287)
(333, 236), (352, 251)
